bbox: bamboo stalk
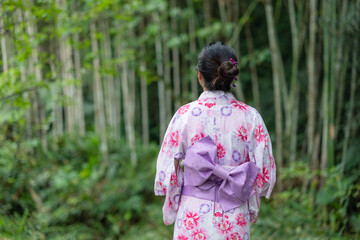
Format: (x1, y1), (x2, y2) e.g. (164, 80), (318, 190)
(307, 0), (317, 160)
(154, 12), (166, 141)
(263, 0), (283, 189)
(72, 32), (86, 136)
(187, 0), (198, 99)
(341, 39), (358, 173)
(241, 0), (261, 110)
(90, 21), (108, 162)
(170, 0), (181, 110)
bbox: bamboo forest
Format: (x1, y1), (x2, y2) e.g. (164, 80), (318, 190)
(0, 0), (359, 239)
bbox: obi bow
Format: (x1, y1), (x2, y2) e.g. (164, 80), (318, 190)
(181, 136), (260, 212)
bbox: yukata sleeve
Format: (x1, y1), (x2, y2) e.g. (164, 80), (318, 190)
(154, 107), (188, 225)
(247, 112), (276, 223)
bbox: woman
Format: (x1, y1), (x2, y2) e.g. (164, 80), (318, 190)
(154, 42), (276, 240)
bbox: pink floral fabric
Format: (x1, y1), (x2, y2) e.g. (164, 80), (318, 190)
(154, 90), (276, 240)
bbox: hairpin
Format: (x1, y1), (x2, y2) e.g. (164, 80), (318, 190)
(229, 58), (237, 67)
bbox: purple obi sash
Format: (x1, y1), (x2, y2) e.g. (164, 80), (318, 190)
(181, 136), (260, 212)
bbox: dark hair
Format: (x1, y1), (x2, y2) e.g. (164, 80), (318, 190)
(196, 42), (239, 92)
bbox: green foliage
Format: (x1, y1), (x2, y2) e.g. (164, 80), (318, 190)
(0, 133), (165, 239)
(0, 0), (359, 239)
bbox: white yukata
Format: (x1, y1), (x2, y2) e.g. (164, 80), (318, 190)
(154, 90), (276, 240)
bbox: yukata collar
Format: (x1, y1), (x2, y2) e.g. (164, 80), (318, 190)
(198, 90), (235, 101)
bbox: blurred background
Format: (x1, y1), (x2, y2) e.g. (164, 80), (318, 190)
(0, 0), (359, 239)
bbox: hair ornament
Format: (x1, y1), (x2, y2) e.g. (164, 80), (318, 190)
(229, 58), (237, 67)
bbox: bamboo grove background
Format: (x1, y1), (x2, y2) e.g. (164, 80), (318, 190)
(0, 0), (359, 239)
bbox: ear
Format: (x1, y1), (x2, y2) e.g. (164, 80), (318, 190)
(197, 71), (203, 86)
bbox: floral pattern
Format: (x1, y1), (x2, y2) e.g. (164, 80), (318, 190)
(191, 133), (205, 145)
(236, 126), (248, 142)
(169, 130), (181, 147)
(179, 104), (191, 114)
(255, 125), (265, 143)
(184, 212), (200, 230)
(227, 232), (243, 240)
(217, 219), (234, 235)
(154, 90), (276, 240)
(178, 234), (189, 240)
(191, 228), (207, 240)
(217, 143), (226, 159)
(236, 213), (247, 227)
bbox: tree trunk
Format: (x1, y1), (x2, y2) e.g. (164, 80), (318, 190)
(170, 0), (181, 110)
(161, 17), (172, 122)
(90, 21), (108, 162)
(307, 0), (317, 161)
(327, 0), (336, 168)
(180, 18), (189, 100)
(263, 0), (283, 189)
(187, 0), (199, 100)
(113, 26), (122, 140)
(129, 63), (137, 164)
(121, 60), (137, 164)
(100, 20), (118, 141)
(57, 0), (76, 136)
(72, 32), (85, 136)
(15, 8), (34, 150)
(0, 5), (8, 72)
(334, 1), (348, 138)
(321, 0), (337, 173)
(335, 48), (349, 136)
(241, 1), (261, 110)
(154, 12), (167, 140)
(341, 39), (358, 173)
(231, 2), (245, 102)
(287, 0), (301, 164)
(140, 60), (149, 148)
(202, 0), (211, 43)
(218, 0), (227, 25)
(24, 6), (47, 151)
(139, 20), (149, 147)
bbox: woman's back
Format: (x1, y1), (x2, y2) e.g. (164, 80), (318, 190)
(154, 42), (276, 240)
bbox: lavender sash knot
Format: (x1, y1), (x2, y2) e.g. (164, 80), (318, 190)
(181, 136), (260, 212)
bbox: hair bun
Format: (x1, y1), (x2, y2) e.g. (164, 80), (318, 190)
(211, 61), (239, 88)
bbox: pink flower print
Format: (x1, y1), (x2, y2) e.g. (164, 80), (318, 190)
(270, 155), (275, 168)
(217, 219), (233, 235)
(255, 124), (265, 143)
(263, 167), (270, 183)
(159, 181), (167, 194)
(255, 173), (264, 189)
(236, 213), (247, 227)
(179, 104), (190, 114)
(198, 98), (208, 105)
(264, 134), (269, 147)
(161, 137), (167, 152)
(236, 126), (248, 142)
(183, 212), (200, 230)
(168, 195), (173, 208)
(191, 133), (205, 145)
(178, 235), (189, 240)
(205, 102), (216, 108)
(169, 130), (180, 147)
(170, 173), (180, 187)
(231, 100), (248, 111)
(226, 233), (243, 240)
(191, 229), (207, 240)
(214, 212), (222, 217)
(217, 143), (226, 159)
